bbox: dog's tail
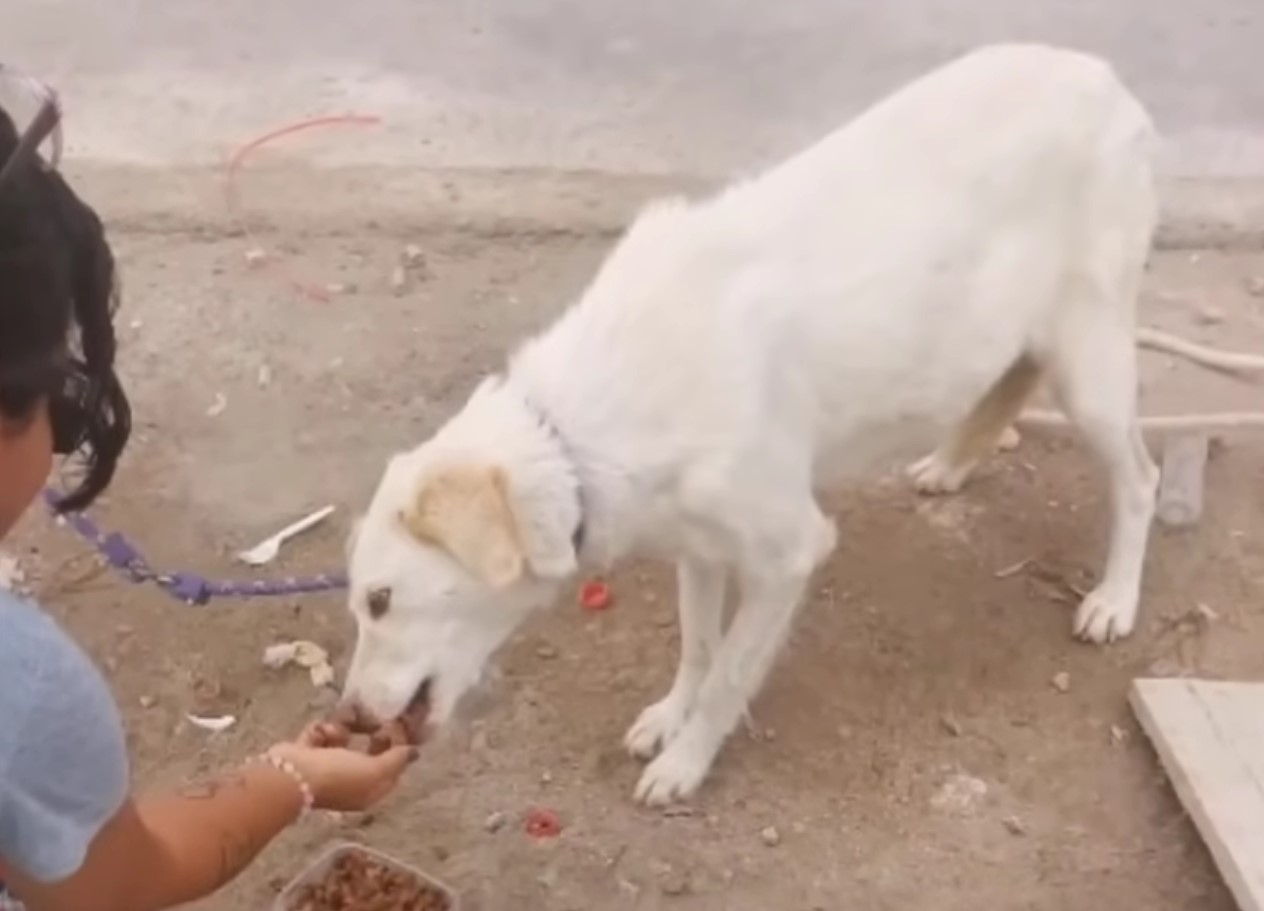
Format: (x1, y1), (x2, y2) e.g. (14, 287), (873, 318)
(1136, 326), (1264, 377)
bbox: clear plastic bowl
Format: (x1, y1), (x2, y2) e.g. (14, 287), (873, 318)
(273, 840), (459, 911)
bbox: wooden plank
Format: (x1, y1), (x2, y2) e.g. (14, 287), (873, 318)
(1131, 678), (1264, 911)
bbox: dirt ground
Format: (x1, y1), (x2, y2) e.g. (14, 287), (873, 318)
(5, 163), (1264, 911)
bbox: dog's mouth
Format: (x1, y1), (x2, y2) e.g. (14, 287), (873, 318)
(399, 676), (433, 741)
(360, 677), (433, 754)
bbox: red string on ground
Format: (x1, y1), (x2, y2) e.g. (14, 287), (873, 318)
(223, 114), (382, 302)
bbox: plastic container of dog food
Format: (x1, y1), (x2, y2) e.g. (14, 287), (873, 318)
(273, 841), (459, 911)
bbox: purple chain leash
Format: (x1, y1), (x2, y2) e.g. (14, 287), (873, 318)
(43, 489), (348, 605)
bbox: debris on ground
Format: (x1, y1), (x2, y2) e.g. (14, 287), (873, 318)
(759, 825), (782, 847)
(931, 772), (988, 812)
(243, 247), (268, 269)
(992, 557), (1032, 579)
(390, 265), (409, 295)
(535, 643), (559, 660)
(940, 714), (964, 737)
(1023, 562), (1089, 605)
(186, 713), (237, 733)
(1002, 814), (1027, 836)
(1110, 724), (1128, 745)
(997, 426), (1022, 451)
(401, 244), (426, 268)
(579, 579), (613, 611)
(257, 364), (273, 388)
(1247, 275), (1264, 297)
(483, 811), (508, 833)
(1051, 671), (1071, 694)
(237, 504), (336, 566)
(650, 859), (690, 896)
(263, 639), (337, 688)
(525, 808), (562, 839)
(139, 695), (157, 709)
(206, 392), (228, 417)
(1157, 602), (1219, 639)
(1196, 304), (1226, 325)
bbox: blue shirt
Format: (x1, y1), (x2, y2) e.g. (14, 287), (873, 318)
(0, 590), (129, 884)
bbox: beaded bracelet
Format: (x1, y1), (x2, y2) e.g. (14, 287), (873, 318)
(251, 752), (315, 820)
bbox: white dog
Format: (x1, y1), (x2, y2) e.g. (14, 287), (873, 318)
(342, 44), (1163, 804)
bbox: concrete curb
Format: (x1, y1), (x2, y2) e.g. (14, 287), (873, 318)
(67, 163), (1264, 250)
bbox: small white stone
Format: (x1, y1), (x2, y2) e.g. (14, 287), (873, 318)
(759, 825), (781, 847)
(401, 244), (426, 267)
(484, 810), (508, 832)
(1196, 304), (1226, 325)
(1051, 671), (1071, 694)
(1247, 275), (1264, 297)
(243, 247), (268, 268)
(389, 265), (409, 295)
(931, 772), (988, 811)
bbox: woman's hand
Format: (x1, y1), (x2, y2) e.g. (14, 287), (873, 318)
(266, 721), (418, 813)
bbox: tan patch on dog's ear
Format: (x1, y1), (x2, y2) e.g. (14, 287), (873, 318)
(398, 465), (524, 589)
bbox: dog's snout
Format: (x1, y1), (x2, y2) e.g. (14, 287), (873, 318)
(331, 696), (382, 734)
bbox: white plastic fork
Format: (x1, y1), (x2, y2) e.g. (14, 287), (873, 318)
(236, 505), (336, 566)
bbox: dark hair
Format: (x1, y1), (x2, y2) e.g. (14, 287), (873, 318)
(0, 102), (130, 510)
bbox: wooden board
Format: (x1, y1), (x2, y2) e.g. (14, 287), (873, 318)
(1131, 678), (1264, 911)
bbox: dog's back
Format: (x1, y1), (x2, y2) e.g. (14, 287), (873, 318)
(516, 44), (1157, 480)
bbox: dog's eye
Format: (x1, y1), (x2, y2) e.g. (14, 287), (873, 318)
(367, 587), (392, 619)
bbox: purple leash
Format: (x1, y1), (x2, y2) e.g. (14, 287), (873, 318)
(43, 488), (348, 605)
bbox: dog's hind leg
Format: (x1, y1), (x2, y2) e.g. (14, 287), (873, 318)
(908, 354), (1042, 495)
(624, 558), (726, 760)
(1048, 315), (1158, 644)
(634, 502), (836, 805)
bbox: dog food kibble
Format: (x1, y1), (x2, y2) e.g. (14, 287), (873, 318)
(288, 850), (450, 911)
(367, 718), (414, 755)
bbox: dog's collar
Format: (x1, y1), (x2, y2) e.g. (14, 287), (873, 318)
(517, 387), (587, 556)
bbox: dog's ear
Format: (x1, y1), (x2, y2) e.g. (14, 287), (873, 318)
(398, 465), (525, 589)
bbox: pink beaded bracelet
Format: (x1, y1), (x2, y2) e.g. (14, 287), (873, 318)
(251, 752), (315, 820)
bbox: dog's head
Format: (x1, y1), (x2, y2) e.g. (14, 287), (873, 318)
(341, 444), (575, 731)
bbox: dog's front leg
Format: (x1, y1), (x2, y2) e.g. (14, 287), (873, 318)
(633, 560), (814, 806)
(624, 558), (726, 759)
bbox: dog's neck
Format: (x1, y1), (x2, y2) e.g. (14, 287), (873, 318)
(517, 389), (587, 557)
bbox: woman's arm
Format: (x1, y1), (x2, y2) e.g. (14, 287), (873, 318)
(8, 760), (301, 911)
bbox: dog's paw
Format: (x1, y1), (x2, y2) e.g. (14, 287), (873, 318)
(1073, 588), (1137, 644)
(625, 696), (691, 760)
(633, 736), (714, 806)
(907, 452), (972, 496)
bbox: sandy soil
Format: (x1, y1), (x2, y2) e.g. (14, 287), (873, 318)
(5, 166), (1264, 911)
